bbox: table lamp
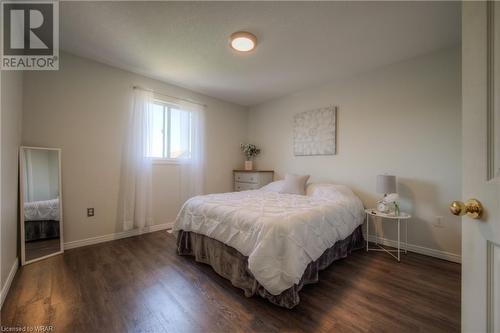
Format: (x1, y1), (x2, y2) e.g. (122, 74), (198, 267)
(376, 174), (396, 197)
(376, 175), (397, 213)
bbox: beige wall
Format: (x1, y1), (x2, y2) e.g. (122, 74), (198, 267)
(248, 47), (462, 258)
(1, 71), (23, 288)
(22, 52), (248, 243)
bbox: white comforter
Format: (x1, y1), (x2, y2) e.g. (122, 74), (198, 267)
(173, 186), (364, 295)
(24, 198), (60, 221)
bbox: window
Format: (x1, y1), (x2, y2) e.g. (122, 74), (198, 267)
(147, 101), (192, 160)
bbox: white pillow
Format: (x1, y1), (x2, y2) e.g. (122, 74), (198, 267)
(260, 180), (285, 192)
(279, 174), (310, 195)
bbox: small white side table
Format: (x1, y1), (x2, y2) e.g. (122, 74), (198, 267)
(365, 209), (411, 262)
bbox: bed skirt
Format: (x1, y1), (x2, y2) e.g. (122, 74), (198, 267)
(25, 220), (60, 242)
(176, 225), (364, 308)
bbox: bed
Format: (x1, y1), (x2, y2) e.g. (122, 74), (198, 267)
(24, 198), (60, 242)
(173, 183), (365, 308)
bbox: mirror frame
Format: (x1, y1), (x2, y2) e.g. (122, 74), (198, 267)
(19, 146), (64, 265)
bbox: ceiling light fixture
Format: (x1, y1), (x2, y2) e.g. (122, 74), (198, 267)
(230, 31), (257, 52)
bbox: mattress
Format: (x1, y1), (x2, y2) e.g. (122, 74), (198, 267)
(173, 185), (365, 295)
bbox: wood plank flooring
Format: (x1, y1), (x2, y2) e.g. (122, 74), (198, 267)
(1, 231), (460, 333)
(25, 238), (61, 261)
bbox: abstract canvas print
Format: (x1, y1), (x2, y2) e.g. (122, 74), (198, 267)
(293, 106), (337, 156)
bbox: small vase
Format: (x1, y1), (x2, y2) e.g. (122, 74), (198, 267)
(244, 160), (253, 171)
(394, 203), (400, 216)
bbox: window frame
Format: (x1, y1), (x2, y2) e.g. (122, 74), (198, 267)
(149, 99), (192, 164)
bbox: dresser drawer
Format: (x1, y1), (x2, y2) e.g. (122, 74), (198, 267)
(234, 172), (259, 184)
(235, 182), (261, 191)
(233, 170), (274, 192)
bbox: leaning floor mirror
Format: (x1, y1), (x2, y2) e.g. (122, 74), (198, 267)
(20, 147), (63, 265)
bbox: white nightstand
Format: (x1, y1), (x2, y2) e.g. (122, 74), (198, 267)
(365, 209), (411, 262)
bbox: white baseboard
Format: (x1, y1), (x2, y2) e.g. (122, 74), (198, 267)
(1, 258), (19, 309)
(64, 222), (173, 250)
(367, 234), (461, 263)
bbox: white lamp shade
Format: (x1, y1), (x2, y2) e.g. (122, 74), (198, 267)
(376, 175), (396, 194)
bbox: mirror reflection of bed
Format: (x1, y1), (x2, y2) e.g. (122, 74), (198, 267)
(20, 147), (63, 264)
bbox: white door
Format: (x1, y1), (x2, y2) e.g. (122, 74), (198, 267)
(461, 2), (500, 332)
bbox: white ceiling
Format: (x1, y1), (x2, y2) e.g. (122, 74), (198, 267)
(60, 1), (460, 106)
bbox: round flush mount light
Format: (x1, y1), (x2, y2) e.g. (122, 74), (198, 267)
(230, 31), (257, 52)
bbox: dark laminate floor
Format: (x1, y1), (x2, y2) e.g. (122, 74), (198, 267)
(1, 231), (460, 333)
(25, 238), (61, 261)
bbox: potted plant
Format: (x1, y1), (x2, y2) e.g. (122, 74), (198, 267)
(240, 143), (261, 170)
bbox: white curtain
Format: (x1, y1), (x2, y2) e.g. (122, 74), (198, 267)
(120, 89), (154, 231)
(178, 102), (205, 202)
(166, 99), (206, 202)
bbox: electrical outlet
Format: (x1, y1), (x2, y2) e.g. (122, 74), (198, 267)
(87, 208), (94, 217)
(434, 216), (444, 228)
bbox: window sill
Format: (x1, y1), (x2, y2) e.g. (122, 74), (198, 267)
(152, 159), (181, 165)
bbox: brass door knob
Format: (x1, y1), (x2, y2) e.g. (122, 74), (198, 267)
(449, 199), (483, 219)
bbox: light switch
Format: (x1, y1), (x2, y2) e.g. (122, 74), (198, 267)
(87, 208), (94, 217)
